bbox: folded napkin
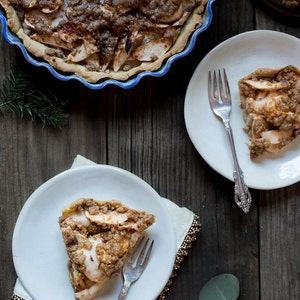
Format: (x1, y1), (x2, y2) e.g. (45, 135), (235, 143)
(12, 155), (201, 300)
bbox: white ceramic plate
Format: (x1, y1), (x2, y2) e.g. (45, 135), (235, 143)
(184, 30), (300, 190)
(12, 165), (176, 300)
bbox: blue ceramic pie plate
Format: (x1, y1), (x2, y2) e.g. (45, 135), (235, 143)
(0, 0), (215, 89)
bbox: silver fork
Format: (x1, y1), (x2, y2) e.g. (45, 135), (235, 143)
(118, 237), (154, 300)
(208, 69), (252, 213)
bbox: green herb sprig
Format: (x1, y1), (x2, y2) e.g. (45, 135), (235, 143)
(0, 66), (70, 128)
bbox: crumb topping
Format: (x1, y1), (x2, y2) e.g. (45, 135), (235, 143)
(239, 65), (300, 159)
(2, 0), (207, 79)
(59, 198), (155, 299)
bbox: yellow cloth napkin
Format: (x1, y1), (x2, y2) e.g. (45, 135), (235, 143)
(13, 155), (201, 300)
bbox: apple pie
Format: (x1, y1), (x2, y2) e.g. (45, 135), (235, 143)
(238, 65), (300, 159)
(58, 198), (155, 300)
(281, 0), (300, 9)
(0, 0), (208, 83)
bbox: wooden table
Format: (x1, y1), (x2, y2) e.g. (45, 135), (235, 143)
(0, 1), (299, 299)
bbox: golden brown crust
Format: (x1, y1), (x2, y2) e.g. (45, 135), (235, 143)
(1, 0), (208, 83)
(238, 65), (300, 159)
(1, 0), (21, 32)
(59, 198), (155, 300)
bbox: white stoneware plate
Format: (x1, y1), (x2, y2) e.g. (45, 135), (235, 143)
(184, 30), (300, 190)
(12, 165), (176, 300)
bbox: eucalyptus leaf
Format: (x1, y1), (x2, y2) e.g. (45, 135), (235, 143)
(199, 273), (240, 300)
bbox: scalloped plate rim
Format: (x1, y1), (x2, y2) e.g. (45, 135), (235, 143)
(0, 0), (215, 89)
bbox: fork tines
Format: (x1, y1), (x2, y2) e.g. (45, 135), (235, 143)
(208, 69), (231, 104)
(129, 237), (154, 267)
(118, 237), (154, 300)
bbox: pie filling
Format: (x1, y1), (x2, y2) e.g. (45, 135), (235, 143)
(0, 0), (208, 82)
(58, 198), (155, 300)
(238, 65), (300, 159)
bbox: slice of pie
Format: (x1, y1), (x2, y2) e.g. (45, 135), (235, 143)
(238, 65), (300, 159)
(58, 198), (155, 300)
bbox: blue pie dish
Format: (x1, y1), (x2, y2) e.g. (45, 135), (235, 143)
(0, 0), (215, 89)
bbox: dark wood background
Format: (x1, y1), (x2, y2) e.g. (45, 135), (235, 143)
(0, 0), (299, 299)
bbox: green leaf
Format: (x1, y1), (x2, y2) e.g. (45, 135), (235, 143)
(199, 273), (240, 300)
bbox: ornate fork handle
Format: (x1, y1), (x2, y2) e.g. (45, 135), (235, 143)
(223, 120), (252, 213)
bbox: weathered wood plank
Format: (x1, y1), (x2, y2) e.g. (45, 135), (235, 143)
(0, 1), (299, 299)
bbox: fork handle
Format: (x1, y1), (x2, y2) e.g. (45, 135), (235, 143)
(118, 280), (132, 300)
(224, 121), (252, 213)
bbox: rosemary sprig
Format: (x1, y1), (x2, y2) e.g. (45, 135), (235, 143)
(0, 66), (70, 128)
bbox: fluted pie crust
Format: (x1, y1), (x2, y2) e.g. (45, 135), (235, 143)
(238, 65), (300, 159)
(0, 0), (208, 83)
(58, 198), (155, 300)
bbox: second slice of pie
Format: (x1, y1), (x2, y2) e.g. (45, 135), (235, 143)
(59, 198), (155, 300)
(238, 65), (300, 159)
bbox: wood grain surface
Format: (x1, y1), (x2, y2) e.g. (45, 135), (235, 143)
(0, 0), (299, 299)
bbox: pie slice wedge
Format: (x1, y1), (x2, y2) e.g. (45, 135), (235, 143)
(58, 198), (155, 300)
(238, 65), (300, 159)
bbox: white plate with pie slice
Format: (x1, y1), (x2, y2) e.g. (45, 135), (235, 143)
(12, 165), (176, 300)
(184, 30), (300, 190)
